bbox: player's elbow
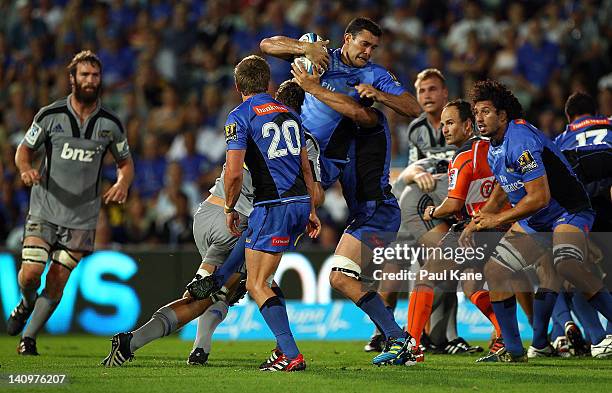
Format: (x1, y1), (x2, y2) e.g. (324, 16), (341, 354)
(224, 168), (243, 185)
(259, 38), (274, 54)
(313, 184), (325, 208)
(403, 95), (422, 118)
(15, 144), (32, 166)
(529, 191), (550, 212)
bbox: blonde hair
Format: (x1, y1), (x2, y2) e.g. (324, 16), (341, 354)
(414, 68), (446, 89)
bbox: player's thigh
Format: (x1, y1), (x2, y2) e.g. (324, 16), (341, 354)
(553, 223), (587, 260)
(489, 222), (546, 273)
(418, 222), (451, 248)
(399, 187), (447, 245)
(20, 217), (55, 280)
(335, 232), (372, 268)
(20, 237), (50, 279)
(194, 201), (247, 265)
(338, 201), (401, 267)
(245, 249), (282, 289)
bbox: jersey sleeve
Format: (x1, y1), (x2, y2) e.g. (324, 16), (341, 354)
(21, 110), (48, 151)
(108, 124), (131, 162)
(372, 65), (406, 96)
(509, 127), (546, 182)
(305, 133), (321, 182)
(447, 153), (473, 201)
(225, 111), (248, 150)
(414, 158), (437, 173)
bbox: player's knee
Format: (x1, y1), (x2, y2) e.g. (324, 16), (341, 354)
(245, 278), (267, 297)
(554, 258), (581, 283)
(18, 268), (43, 288)
(329, 255), (361, 291)
(329, 270), (349, 291)
(484, 260), (513, 288)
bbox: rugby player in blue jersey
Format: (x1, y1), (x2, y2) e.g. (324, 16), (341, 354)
(461, 80), (612, 361)
(102, 57), (321, 371)
(262, 17), (422, 365)
(556, 91), (612, 230)
(220, 55), (321, 371)
(548, 92), (612, 356)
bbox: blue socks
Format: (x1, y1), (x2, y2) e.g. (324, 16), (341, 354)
(532, 289), (558, 349)
(212, 232), (247, 287)
(491, 296), (523, 356)
(550, 293), (571, 340)
(574, 292), (605, 344)
(357, 292), (404, 339)
(260, 296), (299, 359)
(588, 291), (612, 322)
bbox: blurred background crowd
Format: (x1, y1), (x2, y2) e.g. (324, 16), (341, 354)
(0, 0), (611, 249)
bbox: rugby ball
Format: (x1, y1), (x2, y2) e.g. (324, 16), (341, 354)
(294, 33), (325, 75)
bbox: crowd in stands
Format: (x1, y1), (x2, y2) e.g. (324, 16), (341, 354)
(1, 0), (611, 249)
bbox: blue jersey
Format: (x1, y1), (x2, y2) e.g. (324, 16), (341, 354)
(300, 48), (405, 186)
(554, 115), (612, 152)
(225, 93), (309, 206)
(340, 109), (395, 211)
(488, 120), (590, 228)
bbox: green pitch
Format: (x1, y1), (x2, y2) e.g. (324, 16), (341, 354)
(0, 335), (610, 393)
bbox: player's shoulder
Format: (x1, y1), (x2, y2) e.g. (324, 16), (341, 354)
(507, 119), (537, 135)
(507, 119), (544, 143)
(98, 104), (125, 133)
(451, 141), (474, 168)
(34, 97), (69, 123)
(407, 113), (428, 131)
(368, 62), (401, 83)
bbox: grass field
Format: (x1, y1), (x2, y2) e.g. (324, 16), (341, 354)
(0, 335), (611, 393)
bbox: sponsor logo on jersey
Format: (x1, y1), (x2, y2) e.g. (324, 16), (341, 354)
(60, 143), (95, 162)
(480, 179), (494, 198)
(25, 123), (42, 145)
(448, 168), (458, 189)
(321, 81), (336, 91)
(516, 150), (538, 174)
(271, 236), (290, 246)
(569, 118), (611, 131)
(225, 122), (237, 143)
(253, 103), (289, 116)
(500, 179), (524, 193)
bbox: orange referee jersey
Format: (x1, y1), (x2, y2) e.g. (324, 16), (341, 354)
(447, 137), (496, 217)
